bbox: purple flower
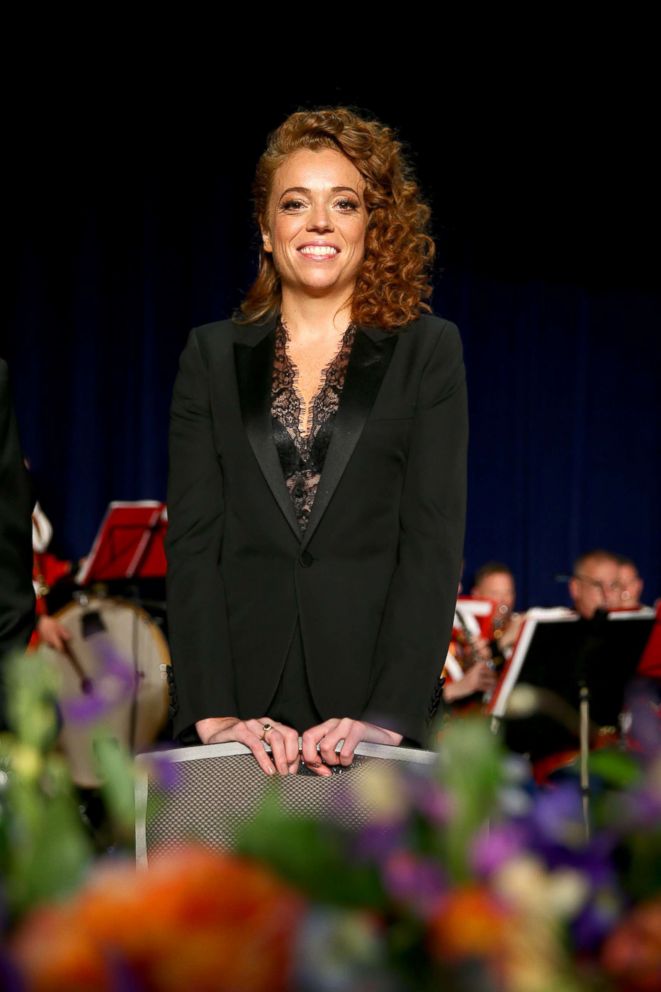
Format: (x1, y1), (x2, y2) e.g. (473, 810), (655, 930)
(612, 786), (661, 831)
(0, 950), (25, 992)
(542, 839), (617, 892)
(405, 775), (452, 825)
(471, 823), (526, 877)
(139, 746), (179, 791)
(351, 820), (407, 863)
(571, 885), (622, 950)
(527, 782), (585, 847)
(59, 636), (136, 724)
(382, 851), (446, 917)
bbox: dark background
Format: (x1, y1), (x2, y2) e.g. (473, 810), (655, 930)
(3, 54), (659, 610)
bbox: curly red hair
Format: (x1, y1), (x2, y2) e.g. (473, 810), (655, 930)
(234, 107), (435, 330)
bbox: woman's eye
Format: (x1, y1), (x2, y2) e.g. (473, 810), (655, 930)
(280, 197), (360, 213)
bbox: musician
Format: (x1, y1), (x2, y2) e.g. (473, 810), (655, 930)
(615, 555), (645, 610)
(0, 360), (35, 729)
(166, 107), (468, 776)
(30, 498), (74, 652)
(471, 561), (516, 612)
(471, 560), (524, 654)
(569, 549), (622, 619)
(441, 562), (521, 707)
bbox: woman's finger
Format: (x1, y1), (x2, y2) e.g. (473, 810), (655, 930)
(265, 727), (291, 775)
(336, 722), (365, 766)
(277, 724), (301, 772)
(301, 720), (336, 767)
(318, 718), (355, 765)
(209, 720), (276, 777)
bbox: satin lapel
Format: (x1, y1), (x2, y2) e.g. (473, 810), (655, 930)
(234, 317), (303, 542)
(301, 327), (399, 550)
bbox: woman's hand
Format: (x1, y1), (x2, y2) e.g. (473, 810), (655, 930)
(196, 717), (300, 776)
(300, 718), (403, 777)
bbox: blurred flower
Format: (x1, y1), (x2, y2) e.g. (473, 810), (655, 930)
(428, 884), (510, 962)
(492, 855), (589, 920)
(429, 883), (584, 992)
(382, 850), (446, 918)
(8, 743), (42, 781)
(137, 746), (178, 792)
(11, 845), (304, 991)
(404, 773), (452, 825)
(527, 782), (586, 849)
(293, 905), (397, 991)
(351, 820), (407, 863)
(602, 898), (661, 991)
(59, 636), (135, 725)
(348, 761), (407, 819)
(471, 823), (526, 877)
(498, 784), (533, 818)
(571, 884), (621, 951)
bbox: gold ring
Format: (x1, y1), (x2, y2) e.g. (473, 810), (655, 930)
(260, 723), (273, 740)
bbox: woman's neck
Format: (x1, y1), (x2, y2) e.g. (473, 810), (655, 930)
(279, 291), (353, 345)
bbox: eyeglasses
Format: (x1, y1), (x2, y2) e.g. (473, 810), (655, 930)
(573, 573), (622, 594)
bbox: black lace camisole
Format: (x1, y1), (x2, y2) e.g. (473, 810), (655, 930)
(271, 316), (357, 534)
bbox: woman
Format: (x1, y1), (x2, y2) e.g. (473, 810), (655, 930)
(165, 107), (468, 777)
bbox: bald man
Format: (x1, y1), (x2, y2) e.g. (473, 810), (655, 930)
(569, 550), (622, 619)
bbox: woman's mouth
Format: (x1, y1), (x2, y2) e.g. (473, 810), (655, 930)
(298, 244), (340, 259)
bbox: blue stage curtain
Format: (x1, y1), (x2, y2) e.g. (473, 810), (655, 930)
(4, 174), (659, 611)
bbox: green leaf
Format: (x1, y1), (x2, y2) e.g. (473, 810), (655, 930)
(235, 785), (384, 908)
(92, 733), (136, 833)
(588, 748), (643, 788)
(435, 717), (504, 881)
(4, 651), (60, 751)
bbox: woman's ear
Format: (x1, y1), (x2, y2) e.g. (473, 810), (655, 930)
(260, 226), (272, 253)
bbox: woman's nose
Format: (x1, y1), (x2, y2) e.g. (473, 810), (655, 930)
(306, 200), (333, 231)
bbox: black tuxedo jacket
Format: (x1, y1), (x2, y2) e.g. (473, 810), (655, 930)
(165, 310), (467, 746)
(0, 359), (35, 729)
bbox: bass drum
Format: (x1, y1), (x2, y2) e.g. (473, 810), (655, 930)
(40, 595), (171, 788)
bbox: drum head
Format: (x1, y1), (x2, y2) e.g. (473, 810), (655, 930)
(40, 596), (170, 788)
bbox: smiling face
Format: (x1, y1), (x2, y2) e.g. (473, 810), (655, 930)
(260, 147), (368, 304)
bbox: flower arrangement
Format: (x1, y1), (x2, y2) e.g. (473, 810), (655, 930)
(1, 649), (661, 990)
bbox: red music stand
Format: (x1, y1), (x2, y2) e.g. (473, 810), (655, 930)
(76, 501), (168, 585)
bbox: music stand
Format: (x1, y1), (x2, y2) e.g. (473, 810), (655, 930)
(76, 501), (167, 586)
(488, 608), (655, 833)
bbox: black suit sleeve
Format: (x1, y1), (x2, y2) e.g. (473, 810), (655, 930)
(363, 322), (468, 745)
(165, 329), (238, 740)
(0, 359), (35, 729)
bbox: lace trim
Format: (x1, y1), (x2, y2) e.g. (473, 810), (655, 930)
(271, 316), (356, 532)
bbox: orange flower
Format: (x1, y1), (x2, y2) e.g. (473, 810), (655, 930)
(602, 899), (661, 992)
(11, 845), (304, 991)
(428, 885), (510, 961)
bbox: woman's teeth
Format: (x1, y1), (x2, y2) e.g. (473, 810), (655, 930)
(299, 246), (338, 256)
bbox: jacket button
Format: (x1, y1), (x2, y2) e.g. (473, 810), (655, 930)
(299, 550), (314, 567)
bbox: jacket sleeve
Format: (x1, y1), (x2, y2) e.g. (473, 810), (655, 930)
(362, 322), (468, 746)
(165, 329), (238, 740)
(0, 360), (35, 730)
